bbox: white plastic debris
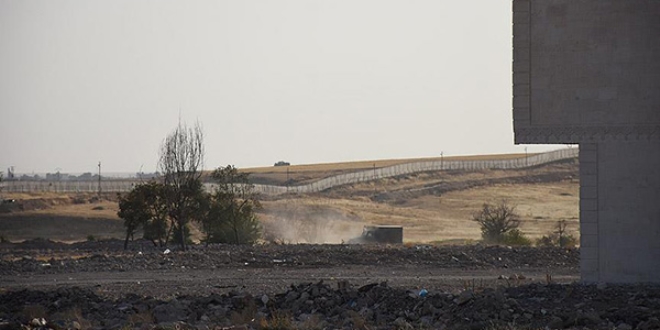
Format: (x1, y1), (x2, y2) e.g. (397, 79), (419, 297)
(30, 318), (46, 327)
(163, 249), (171, 255)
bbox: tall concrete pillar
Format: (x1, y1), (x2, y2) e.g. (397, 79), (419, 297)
(512, 0), (660, 282)
(580, 142), (660, 282)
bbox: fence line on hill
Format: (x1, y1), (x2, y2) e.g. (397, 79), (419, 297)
(0, 148), (578, 195)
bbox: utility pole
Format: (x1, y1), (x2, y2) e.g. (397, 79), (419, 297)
(98, 161), (102, 200)
(373, 163), (377, 195)
(441, 151), (444, 170)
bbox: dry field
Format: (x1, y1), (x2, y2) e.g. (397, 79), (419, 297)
(0, 154), (578, 244)
(241, 152), (532, 185)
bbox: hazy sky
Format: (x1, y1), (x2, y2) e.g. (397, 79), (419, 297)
(0, 0), (563, 174)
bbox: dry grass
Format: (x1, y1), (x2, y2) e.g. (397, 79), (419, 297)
(21, 200), (120, 219)
(242, 152), (531, 174)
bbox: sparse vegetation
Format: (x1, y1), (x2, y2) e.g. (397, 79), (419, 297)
(536, 220), (577, 248)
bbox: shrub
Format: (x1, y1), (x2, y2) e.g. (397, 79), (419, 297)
(200, 165), (262, 245)
(502, 229), (532, 246)
(86, 235), (96, 242)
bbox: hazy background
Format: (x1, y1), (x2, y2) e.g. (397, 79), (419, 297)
(0, 0), (563, 175)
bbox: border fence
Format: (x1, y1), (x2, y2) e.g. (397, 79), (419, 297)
(1, 148), (578, 196)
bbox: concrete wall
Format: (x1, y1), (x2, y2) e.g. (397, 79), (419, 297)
(513, 0), (660, 144)
(514, 0), (660, 283)
(580, 142), (660, 283)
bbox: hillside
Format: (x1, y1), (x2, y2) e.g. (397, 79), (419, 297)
(0, 155), (579, 244)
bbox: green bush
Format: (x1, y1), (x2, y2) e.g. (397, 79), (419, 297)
(502, 229), (532, 246)
(86, 235), (96, 242)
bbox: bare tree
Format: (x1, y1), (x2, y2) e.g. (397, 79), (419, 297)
(472, 200), (521, 243)
(159, 120), (205, 250)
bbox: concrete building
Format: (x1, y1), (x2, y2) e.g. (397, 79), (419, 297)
(513, 0), (660, 282)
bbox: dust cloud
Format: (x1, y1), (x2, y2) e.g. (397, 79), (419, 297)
(261, 206), (365, 244)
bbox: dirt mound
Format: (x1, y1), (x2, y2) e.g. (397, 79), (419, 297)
(12, 238), (70, 250)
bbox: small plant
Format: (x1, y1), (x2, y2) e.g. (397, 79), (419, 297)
(127, 309), (154, 327)
(258, 310), (294, 330)
(86, 235), (96, 242)
(0, 235), (9, 243)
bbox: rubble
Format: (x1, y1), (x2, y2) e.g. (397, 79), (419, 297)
(2, 282), (660, 329)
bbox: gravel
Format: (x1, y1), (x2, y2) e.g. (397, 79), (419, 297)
(0, 239), (578, 276)
(3, 240), (626, 330)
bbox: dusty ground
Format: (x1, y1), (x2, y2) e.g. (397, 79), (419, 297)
(260, 160), (579, 244)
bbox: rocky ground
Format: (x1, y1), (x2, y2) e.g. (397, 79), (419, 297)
(1, 240), (658, 329)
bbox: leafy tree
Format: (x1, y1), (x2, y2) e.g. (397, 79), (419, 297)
(200, 165), (261, 244)
(117, 181), (168, 248)
(159, 120), (204, 250)
(473, 201), (521, 244)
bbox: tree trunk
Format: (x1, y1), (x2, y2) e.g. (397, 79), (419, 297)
(180, 222), (186, 251)
(124, 231), (131, 250)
